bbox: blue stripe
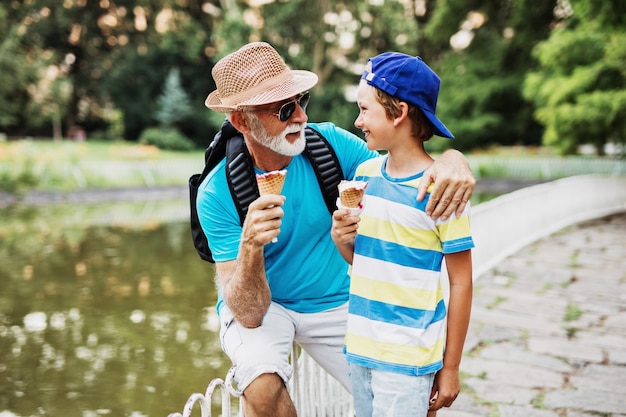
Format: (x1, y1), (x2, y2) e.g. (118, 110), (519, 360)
(348, 294), (446, 328)
(360, 175), (428, 210)
(355, 235), (443, 270)
(345, 352), (443, 376)
(442, 236), (475, 254)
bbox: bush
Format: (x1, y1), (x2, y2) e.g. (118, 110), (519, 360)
(0, 162), (39, 194)
(139, 127), (195, 151)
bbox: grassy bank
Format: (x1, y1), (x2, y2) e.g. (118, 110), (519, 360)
(1, 139), (624, 195)
(0, 139), (203, 194)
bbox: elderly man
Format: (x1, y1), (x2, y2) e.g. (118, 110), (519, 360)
(197, 42), (475, 417)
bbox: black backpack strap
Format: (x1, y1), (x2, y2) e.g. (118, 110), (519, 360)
(225, 135), (259, 225)
(303, 127), (344, 214)
(189, 119), (242, 263)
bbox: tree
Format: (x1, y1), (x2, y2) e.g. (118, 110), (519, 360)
(8, 0), (217, 141)
(154, 68), (192, 127)
(0, 4), (41, 134)
(523, 0), (626, 155)
(422, 0), (556, 152)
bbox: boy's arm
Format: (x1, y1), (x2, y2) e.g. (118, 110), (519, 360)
(429, 249), (473, 412)
(330, 209), (359, 264)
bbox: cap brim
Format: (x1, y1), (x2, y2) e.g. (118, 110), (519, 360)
(205, 70), (318, 112)
(423, 110), (454, 139)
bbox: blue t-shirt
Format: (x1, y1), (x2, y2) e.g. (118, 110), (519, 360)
(197, 122), (377, 315)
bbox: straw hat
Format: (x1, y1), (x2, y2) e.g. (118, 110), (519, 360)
(205, 42), (319, 112)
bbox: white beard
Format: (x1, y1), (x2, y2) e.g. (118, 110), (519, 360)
(247, 113), (306, 156)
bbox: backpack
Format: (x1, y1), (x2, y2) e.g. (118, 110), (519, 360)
(189, 120), (344, 263)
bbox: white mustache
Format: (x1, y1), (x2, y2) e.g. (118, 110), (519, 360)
(286, 123), (306, 135)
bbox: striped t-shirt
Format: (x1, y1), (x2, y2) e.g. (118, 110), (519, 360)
(344, 156), (474, 376)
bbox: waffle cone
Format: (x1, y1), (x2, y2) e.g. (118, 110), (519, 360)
(338, 180), (367, 208)
(257, 169), (287, 195)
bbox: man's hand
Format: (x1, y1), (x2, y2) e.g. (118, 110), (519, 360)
(242, 194), (286, 246)
(417, 149), (475, 220)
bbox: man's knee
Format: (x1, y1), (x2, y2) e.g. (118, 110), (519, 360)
(243, 373), (296, 417)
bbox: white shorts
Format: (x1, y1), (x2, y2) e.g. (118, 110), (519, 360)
(219, 301), (350, 392)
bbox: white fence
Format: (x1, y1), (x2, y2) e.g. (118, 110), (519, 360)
(169, 174), (626, 417)
(470, 174), (626, 278)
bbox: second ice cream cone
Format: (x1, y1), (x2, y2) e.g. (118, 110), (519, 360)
(337, 180), (367, 215)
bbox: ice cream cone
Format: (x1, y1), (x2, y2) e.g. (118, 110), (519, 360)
(256, 169), (287, 195)
(256, 169), (287, 243)
(338, 180), (367, 208)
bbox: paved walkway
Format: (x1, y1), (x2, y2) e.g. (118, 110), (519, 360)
(439, 212), (626, 417)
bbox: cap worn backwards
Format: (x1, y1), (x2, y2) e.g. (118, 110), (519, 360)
(362, 52), (454, 139)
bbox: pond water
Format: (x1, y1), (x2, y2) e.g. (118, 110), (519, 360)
(0, 198), (228, 417)
(0, 188), (503, 417)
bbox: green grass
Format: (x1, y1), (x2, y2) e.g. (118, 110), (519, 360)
(0, 139), (201, 162)
(1, 139), (622, 194)
(0, 139), (203, 193)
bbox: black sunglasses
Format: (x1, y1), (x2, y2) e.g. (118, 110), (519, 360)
(273, 92), (311, 122)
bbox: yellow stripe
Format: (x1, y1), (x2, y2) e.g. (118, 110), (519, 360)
(436, 215), (471, 241)
(346, 333), (445, 366)
(359, 216), (442, 251)
(351, 275), (439, 309)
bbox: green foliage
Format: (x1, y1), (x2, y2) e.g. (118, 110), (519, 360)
(426, 0), (555, 151)
(154, 68), (193, 127)
(139, 127), (195, 152)
(0, 161), (39, 193)
(0, 4), (42, 132)
(524, 23), (626, 155)
(3, 0), (623, 156)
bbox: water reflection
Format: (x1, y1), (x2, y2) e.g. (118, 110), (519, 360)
(0, 199), (228, 417)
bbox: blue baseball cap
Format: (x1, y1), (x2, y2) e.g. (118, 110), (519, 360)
(361, 52), (454, 139)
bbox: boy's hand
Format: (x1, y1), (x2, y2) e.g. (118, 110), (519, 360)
(428, 367), (461, 412)
(330, 209), (360, 245)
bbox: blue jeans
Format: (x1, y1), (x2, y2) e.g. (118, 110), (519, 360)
(350, 363), (435, 417)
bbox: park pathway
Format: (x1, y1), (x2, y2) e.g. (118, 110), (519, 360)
(439, 212), (626, 417)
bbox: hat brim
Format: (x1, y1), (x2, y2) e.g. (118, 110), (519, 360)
(423, 109), (454, 139)
(205, 70), (319, 112)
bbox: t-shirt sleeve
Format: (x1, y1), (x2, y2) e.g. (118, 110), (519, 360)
(436, 204), (475, 254)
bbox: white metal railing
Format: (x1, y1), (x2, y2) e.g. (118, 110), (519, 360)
(167, 342), (352, 417)
(169, 174), (626, 417)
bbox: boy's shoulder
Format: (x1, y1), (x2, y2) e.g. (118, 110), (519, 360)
(356, 155), (385, 176)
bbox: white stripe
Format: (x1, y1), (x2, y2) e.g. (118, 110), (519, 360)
(352, 254), (440, 291)
(347, 314), (446, 347)
(363, 195), (437, 231)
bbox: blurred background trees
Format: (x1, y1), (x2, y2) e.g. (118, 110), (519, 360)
(0, 0), (623, 155)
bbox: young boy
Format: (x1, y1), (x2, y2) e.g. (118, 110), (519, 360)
(331, 52), (474, 417)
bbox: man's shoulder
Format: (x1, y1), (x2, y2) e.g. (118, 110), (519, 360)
(199, 158), (227, 194)
(307, 122), (354, 142)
